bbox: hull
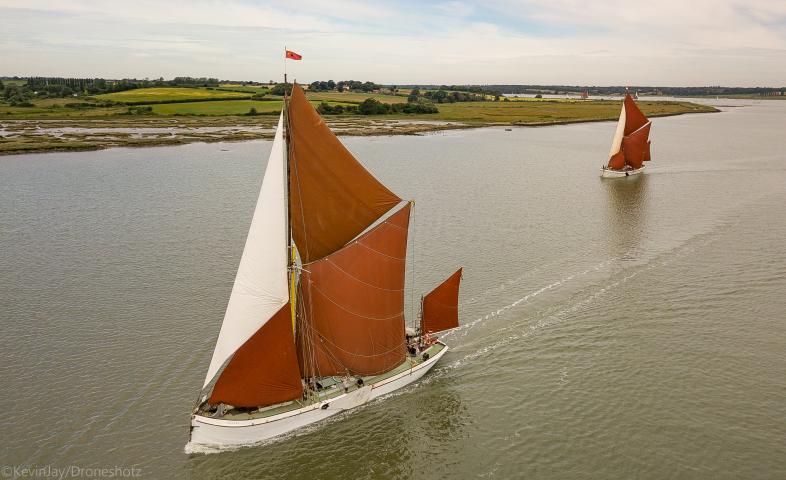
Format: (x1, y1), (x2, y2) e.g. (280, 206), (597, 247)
(600, 165), (645, 178)
(187, 342), (448, 448)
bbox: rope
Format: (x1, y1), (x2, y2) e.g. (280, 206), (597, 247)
(313, 329), (407, 358)
(353, 240), (407, 261)
(409, 201), (417, 329)
(324, 258), (404, 292)
(308, 281), (405, 320)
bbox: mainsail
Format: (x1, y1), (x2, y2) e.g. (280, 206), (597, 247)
(421, 268), (463, 334)
(607, 94), (652, 170)
(203, 113), (303, 407)
(298, 204), (411, 377)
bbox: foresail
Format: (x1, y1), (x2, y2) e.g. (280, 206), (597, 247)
(421, 268), (463, 334)
(209, 302), (302, 407)
(288, 84), (401, 264)
(203, 113), (290, 388)
(608, 102), (626, 159)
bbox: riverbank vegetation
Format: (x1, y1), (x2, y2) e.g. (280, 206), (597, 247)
(1, 77), (718, 155)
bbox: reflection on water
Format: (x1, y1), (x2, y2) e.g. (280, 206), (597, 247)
(602, 174), (649, 258)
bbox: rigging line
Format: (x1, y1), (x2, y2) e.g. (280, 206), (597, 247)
(308, 281), (405, 320)
(628, 120), (652, 136)
(304, 281), (335, 386)
(314, 195), (409, 238)
(297, 320), (353, 375)
(324, 258), (404, 292)
(409, 202), (417, 329)
(301, 207), (409, 266)
(381, 219), (409, 231)
(308, 324), (407, 359)
(289, 119), (311, 264)
(352, 240), (407, 261)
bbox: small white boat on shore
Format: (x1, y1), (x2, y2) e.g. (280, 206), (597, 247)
(187, 84), (463, 449)
(602, 93), (652, 178)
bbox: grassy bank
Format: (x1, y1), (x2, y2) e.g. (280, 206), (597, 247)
(1, 87), (717, 155)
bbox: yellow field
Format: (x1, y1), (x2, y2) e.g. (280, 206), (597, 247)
(96, 87), (250, 103)
(150, 99), (354, 116)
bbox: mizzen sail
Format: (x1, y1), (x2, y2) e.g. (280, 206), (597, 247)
(421, 268), (463, 334)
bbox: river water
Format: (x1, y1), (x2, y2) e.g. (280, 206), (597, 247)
(1, 99), (785, 479)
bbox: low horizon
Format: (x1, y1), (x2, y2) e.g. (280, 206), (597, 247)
(3, 76), (785, 90)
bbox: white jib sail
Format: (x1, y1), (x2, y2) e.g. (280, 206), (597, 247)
(608, 102), (626, 157)
(203, 113), (289, 387)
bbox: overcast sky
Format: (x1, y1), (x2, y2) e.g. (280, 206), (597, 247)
(1, 0), (785, 86)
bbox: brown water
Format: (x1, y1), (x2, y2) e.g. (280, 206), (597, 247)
(1, 99), (785, 479)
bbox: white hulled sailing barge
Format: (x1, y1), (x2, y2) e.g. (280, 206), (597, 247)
(187, 85), (462, 448)
(601, 93), (652, 178)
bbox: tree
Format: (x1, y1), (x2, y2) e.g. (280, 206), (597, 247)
(269, 83), (292, 96)
(357, 98), (389, 115)
(407, 88), (420, 103)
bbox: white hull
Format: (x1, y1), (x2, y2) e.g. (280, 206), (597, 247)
(600, 165), (645, 178)
(187, 342), (448, 448)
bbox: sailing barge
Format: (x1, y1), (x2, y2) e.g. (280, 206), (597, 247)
(601, 93), (652, 178)
(188, 85), (462, 447)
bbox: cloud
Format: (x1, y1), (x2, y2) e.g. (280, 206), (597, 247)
(1, 0), (784, 85)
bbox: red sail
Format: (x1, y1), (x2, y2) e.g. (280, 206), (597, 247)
(209, 303), (304, 407)
(608, 150), (626, 170)
(623, 94), (649, 136)
(297, 204), (411, 377)
(421, 268), (463, 334)
(288, 84), (401, 263)
(644, 140), (652, 161)
(622, 122), (651, 169)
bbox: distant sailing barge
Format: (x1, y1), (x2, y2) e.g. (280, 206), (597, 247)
(188, 85), (462, 448)
(601, 94), (652, 178)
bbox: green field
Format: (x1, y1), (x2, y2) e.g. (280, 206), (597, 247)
(1, 92), (715, 122)
(97, 87), (250, 103)
(149, 99), (355, 116)
(151, 100), (282, 115)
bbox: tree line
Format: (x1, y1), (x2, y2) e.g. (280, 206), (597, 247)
(317, 97), (438, 115)
(485, 84), (786, 96)
(0, 76), (223, 105)
(308, 80), (383, 93)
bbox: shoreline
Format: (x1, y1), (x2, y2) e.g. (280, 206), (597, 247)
(0, 108), (717, 156)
